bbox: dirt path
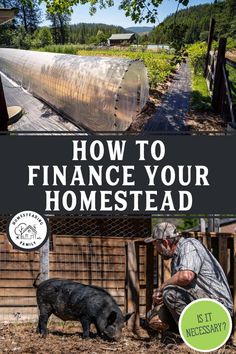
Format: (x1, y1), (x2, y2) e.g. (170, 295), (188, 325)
(143, 61), (192, 132)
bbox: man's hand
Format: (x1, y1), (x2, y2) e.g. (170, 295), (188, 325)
(152, 289), (163, 305)
(152, 271), (195, 306)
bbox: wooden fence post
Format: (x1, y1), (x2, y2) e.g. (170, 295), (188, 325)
(211, 38), (227, 113)
(163, 259), (171, 282)
(208, 217), (215, 232)
(219, 234), (228, 275)
(204, 18), (215, 78)
(200, 218), (206, 232)
(127, 241), (140, 331)
(0, 75), (8, 131)
(145, 243), (154, 315)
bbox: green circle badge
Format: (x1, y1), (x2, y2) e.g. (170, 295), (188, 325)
(179, 299), (232, 352)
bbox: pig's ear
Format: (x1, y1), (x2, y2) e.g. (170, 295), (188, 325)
(107, 311), (117, 325)
(124, 312), (135, 322)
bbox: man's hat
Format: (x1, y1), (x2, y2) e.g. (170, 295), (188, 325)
(144, 222), (180, 243)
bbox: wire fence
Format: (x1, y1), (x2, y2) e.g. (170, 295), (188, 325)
(0, 217), (151, 322)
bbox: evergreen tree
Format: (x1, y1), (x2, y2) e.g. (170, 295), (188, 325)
(46, 12), (71, 44)
(149, 0), (236, 45)
(67, 23), (126, 44)
(33, 27), (53, 47)
(0, 0), (42, 33)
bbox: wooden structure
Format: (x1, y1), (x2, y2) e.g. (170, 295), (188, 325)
(1, 216), (236, 340)
(0, 217), (151, 328)
(0, 8), (18, 25)
(205, 20), (235, 123)
(108, 33), (136, 46)
(188, 218), (236, 234)
(204, 18), (215, 79)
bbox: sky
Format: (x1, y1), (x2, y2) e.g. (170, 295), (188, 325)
(41, 0), (214, 28)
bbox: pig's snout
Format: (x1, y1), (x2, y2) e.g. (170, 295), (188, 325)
(112, 332), (122, 342)
(103, 329), (122, 342)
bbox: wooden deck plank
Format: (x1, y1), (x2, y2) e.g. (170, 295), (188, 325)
(1, 73), (82, 132)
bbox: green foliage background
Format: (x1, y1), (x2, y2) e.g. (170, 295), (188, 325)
(149, 0), (236, 44)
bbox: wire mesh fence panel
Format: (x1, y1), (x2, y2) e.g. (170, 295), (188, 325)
(0, 216), (9, 234)
(49, 217), (151, 238)
(0, 217), (151, 323)
(0, 233), (39, 322)
(0, 235), (127, 322)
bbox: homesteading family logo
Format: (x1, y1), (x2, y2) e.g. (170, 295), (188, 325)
(7, 211), (49, 251)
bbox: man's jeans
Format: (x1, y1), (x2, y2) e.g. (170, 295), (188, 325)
(147, 285), (211, 330)
(162, 285), (209, 323)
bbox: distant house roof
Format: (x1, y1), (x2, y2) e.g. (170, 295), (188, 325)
(0, 8), (18, 25)
(187, 218), (236, 232)
(109, 33), (135, 40)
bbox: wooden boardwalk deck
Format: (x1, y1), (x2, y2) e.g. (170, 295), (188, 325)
(2, 73), (82, 132)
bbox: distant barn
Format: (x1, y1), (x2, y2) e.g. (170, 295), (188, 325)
(108, 33), (136, 46)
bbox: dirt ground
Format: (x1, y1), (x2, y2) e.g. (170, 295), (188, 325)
(128, 72), (176, 132)
(0, 322), (236, 354)
(186, 111), (227, 132)
(129, 66), (228, 134)
(130, 100), (227, 133)
(226, 50), (236, 62)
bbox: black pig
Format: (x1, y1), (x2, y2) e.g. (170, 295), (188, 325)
(34, 277), (133, 340)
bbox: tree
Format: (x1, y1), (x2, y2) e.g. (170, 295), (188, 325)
(19, 0), (42, 33)
(96, 30), (108, 44)
(32, 27), (53, 47)
(38, 27), (53, 46)
(11, 26), (32, 48)
(68, 23), (125, 44)
(46, 12), (71, 44)
(177, 218), (199, 231)
(164, 23), (188, 53)
(120, 0), (189, 23)
(2, 0), (191, 28)
(0, 0), (42, 33)
(27, 0), (190, 24)
(148, 0), (236, 46)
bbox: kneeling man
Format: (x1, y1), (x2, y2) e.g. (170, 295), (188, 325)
(145, 222), (233, 331)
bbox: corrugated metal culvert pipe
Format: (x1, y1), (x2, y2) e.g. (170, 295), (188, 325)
(0, 48), (149, 132)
